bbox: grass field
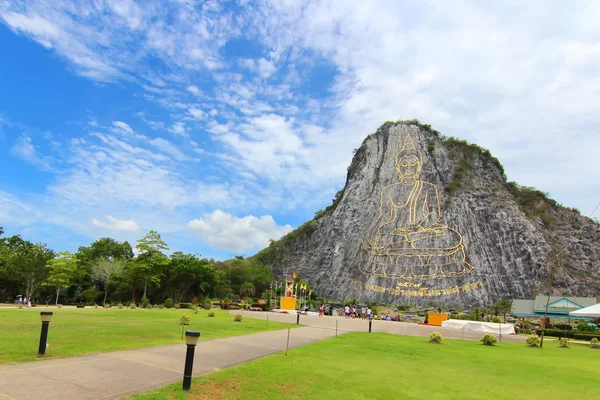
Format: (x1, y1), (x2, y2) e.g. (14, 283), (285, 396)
(0, 307), (290, 364)
(129, 332), (598, 400)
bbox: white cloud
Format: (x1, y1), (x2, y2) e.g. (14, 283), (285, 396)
(188, 107), (206, 120)
(0, 190), (37, 227)
(10, 134), (53, 170)
(188, 210), (293, 252)
(168, 121), (188, 137)
(111, 121), (134, 135)
(257, 58), (276, 78)
(187, 85), (202, 95)
(92, 215), (140, 233)
(149, 137), (187, 161)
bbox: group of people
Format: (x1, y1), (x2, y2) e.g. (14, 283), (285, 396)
(15, 296), (32, 307)
(344, 305), (372, 319)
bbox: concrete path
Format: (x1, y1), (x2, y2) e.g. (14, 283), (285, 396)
(232, 310), (526, 343)
(0, 326), (336, 400)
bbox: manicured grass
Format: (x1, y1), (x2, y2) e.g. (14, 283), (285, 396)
(129, 332), (598, 400)
(0, 308), (290, 364)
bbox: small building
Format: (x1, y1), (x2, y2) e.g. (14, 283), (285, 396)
(511, 296), (597, 319)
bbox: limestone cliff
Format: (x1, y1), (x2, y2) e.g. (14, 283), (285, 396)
(255, 121), (600, 307)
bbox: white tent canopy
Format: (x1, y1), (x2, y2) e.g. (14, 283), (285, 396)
(441, 319), (516, 335)
(569, 303), (600, 317)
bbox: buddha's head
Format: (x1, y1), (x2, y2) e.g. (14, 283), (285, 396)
(395, 133), (422, 183)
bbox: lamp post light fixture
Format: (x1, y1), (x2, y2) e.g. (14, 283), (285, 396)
(38, 312), (53, 356)
(182, 331), (200, 391)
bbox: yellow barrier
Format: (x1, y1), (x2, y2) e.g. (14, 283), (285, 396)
(280, 297), (297, 311)
(427, 312), (448, 326)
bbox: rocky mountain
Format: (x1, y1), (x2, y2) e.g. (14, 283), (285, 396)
(255, 120), (600, 307)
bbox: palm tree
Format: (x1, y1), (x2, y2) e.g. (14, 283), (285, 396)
(239, 282), (256, 299)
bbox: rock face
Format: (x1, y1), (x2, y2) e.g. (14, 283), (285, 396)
(256, 121), (600, 307)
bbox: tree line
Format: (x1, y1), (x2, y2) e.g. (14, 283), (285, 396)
(0, 226), (274, 306)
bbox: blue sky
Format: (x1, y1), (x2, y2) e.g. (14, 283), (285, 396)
(1, 1), (599, 260)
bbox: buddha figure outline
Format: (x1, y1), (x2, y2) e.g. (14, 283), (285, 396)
(361, 133), (475, 280)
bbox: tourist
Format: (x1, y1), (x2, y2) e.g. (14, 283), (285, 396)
(345, 305), (350, 319)
(361, 306), (366, 319)
(367, 308), (372, 319)
(319, 304), (324, 318)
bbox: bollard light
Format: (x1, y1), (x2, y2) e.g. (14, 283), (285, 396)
(38, 312), (53, 355)
(296, 313), (300, 325)
(182, 331), (200, 391)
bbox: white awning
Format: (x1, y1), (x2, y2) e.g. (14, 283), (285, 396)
(569, 303), (600, 317)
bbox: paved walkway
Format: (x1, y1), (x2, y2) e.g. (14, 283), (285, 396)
(232, 310), (526, 343)
(0, 327), (336, 400)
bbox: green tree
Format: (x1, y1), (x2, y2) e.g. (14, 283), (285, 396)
(493, 299), (512, 322)
(169, 252), (215, 303)
(131, 231), (169, 300)
(92, 258), (126, 305)
(76, 237), (133, 283)
(45, 251), (78, 305)
(239, 282), (256, 299)
(5, 236), (54, 300)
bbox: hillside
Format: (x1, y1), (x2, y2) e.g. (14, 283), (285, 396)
(253, 120), (600, 307)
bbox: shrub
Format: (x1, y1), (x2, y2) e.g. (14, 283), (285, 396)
(140, 296), (151, 309)
(178, 303), (190, 309)
(94, 304), (99, 308)
(191, 305), (199, 314)
(117, 303), (124, 309)
(202, 298), (212, 310)
(577, 322), (595, 332)
(526, 335), (540, 347)
(129, 303), (137, 309)
(591, 338), (600, 349)
(164, 298), (174, 309)
(208, 311), (215, 317)
(175, 303), (181, 309)
(491, 316), (501, 323)
(573, 332), (600, 341)
(180, 314), (191, 326)
(234, 314), (243, 322)
(158, 304), (164, 309)
(103, 303), (110, 308)
(429, 332), (443, 344)
(559, 338), (569, 348)
(480, 334), (498, 346)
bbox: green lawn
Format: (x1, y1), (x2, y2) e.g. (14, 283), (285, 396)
(0, 308), (290, 364)
(129, 332), (598, 400)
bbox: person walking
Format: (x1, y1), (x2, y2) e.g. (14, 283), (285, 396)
(344, 305), (350, 319)
(319, 304), (324, 318)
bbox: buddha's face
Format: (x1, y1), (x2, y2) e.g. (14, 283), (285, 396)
(396, 155), (421, 181)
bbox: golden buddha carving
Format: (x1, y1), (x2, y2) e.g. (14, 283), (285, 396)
(361, 133), (475, 280)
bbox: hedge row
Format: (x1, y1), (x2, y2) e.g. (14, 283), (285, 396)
(536, 329), (600, 341)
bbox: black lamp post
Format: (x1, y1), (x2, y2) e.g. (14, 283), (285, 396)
(182, 331), (200, 391)
(38, 312), (53, 355)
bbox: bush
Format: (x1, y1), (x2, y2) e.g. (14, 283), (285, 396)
(577, 322), (595, 332)
(158, 304), (164, 309)
(76, 305), (85, 309)
(94, 304), (99, 308)
(559, 338), (569, 348)
(591, 338), (600, 349)
(573, 332), (600, 341)
(178, 303), (191, 309)
(429, 332), (443, 344)
(129, 303), (136, 309)
(175, 303), (181, 309)
(140, 296), (151, 309)
(202, 298), (212, 310)
(491, 316), (501, 323)
(164, 298), (174, 309)
(117, 303), (123, 309)
(480, 334), (498, 346)
(526, 335), (540, 347)
(180, 314), (191, 326)
(208, 311), (215, 317)
(191, 305), (199, 314)
(234, 314), (243, 322)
